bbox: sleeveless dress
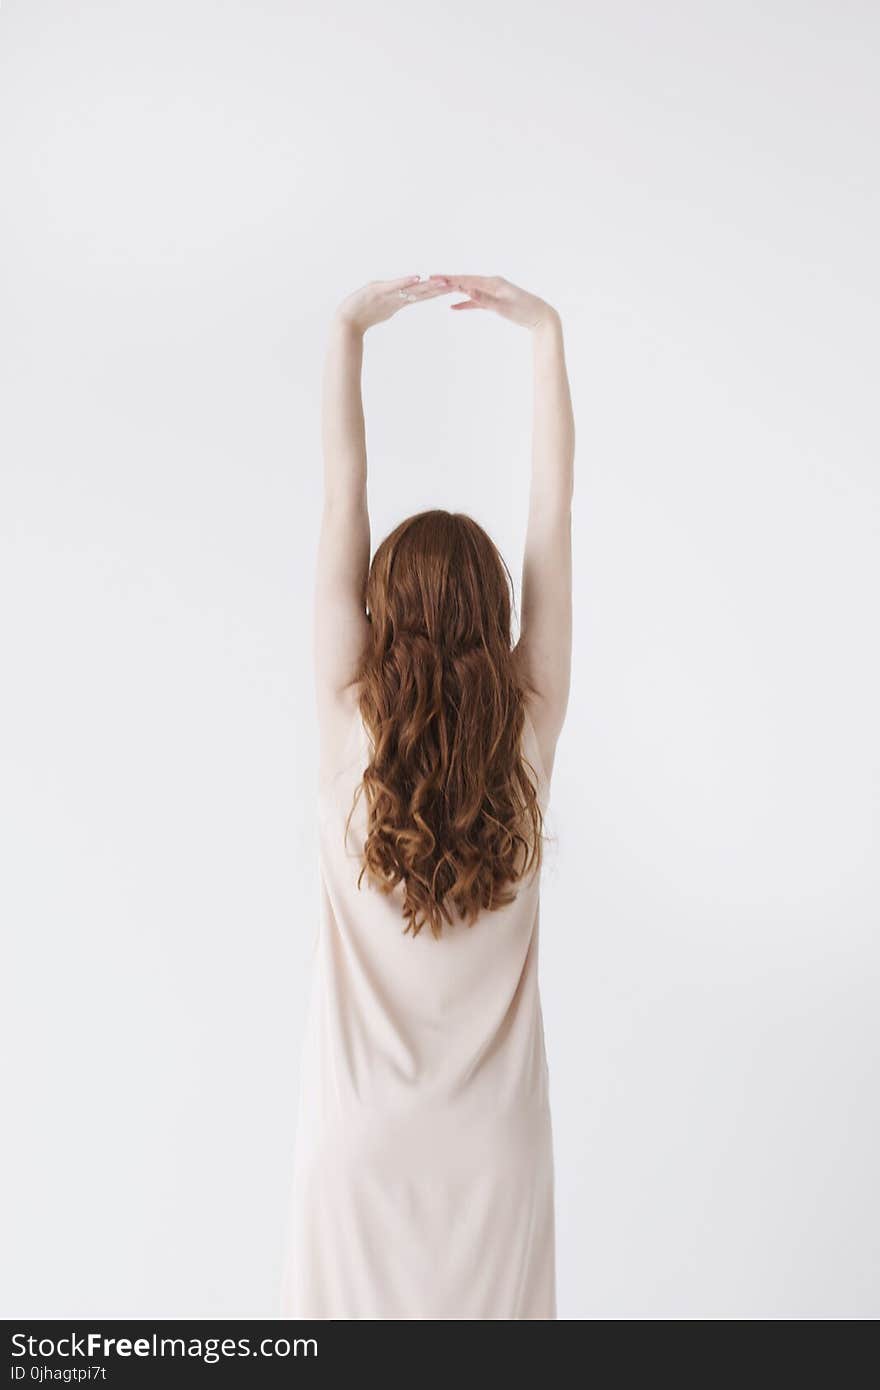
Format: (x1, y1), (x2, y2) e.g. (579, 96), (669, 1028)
(281, 706), (555, 1320)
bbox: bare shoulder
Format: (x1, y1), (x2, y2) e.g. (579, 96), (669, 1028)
(522, 691), (560, 786)
(317, 682), (363, 782)
(513, 643), (563, 784)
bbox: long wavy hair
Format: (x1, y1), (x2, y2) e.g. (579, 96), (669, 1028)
(352, 509), (543, 939)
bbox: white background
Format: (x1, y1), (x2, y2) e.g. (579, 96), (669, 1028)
(2, 0), (878, 1319)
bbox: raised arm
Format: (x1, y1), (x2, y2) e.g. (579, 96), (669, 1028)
(520, 308), (574, 775)
(314, 277), (454, 749)
(431, 275), (575, 777)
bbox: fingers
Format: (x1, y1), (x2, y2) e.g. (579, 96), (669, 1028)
(409, 279), (455, 298)
(435, 277), (488, 294)
(395, 282), (456, 310)
(430, 275), (503, 297)
(380, 275), (452, 300)
(398, 286), (455, 308)
(450, 284), (493, 312)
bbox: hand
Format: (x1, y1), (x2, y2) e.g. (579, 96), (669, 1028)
(430, 275), (558, 331)
(335, 276), (455, 333)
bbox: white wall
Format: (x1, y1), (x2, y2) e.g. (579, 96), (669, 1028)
(1, 0), (877, 1319)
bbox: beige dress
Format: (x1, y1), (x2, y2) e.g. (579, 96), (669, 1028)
(281, 705), (555, 1320)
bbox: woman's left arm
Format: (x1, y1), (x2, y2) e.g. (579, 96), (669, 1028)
(314, 277), (453, 717)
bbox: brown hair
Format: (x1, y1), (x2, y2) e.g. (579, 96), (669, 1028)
(353, 509), (542, 938)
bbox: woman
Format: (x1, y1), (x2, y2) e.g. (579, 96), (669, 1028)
(282, 274), (575, 1320)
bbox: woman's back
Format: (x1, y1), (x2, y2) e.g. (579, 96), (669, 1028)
(283, 704), (556, 1320)
(317, 702), (550, 1106)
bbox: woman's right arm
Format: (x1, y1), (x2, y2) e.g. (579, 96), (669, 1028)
(432, 275), (575, 776)
(519, 309), (575, 776)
